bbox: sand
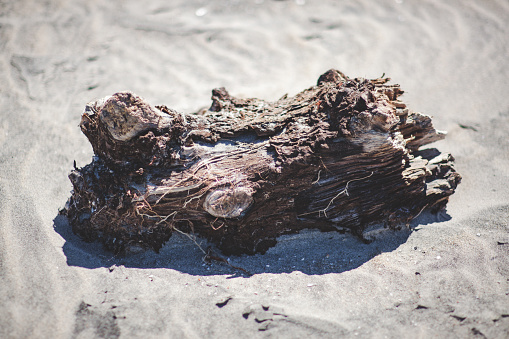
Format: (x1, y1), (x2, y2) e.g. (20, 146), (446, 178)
(1, 0), (508, 338)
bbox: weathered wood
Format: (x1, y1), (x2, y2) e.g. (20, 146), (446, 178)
(63, 69), (461, 255)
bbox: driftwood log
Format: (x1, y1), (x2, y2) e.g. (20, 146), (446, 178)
(64, 69), (461, 255)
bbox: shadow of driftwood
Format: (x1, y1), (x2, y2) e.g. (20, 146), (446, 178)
(53, 210), (450, 277)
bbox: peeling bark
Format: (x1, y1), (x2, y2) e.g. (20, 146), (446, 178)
(63, 69), (461, 255)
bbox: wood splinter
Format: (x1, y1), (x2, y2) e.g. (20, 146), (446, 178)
(63, 69), (461, 255)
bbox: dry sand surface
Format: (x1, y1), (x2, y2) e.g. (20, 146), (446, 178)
(1, 0), (509, 338)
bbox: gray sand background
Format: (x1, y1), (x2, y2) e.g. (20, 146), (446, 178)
(1, 0), (508, 338)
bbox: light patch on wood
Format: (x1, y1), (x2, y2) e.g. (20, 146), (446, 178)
(203, 186), (254, 218)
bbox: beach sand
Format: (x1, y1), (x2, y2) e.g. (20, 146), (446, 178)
(1, 0), (508, 337)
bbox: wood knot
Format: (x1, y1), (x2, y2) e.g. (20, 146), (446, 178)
(203, 186), (253, 219)
(97, 91), (171, 141)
